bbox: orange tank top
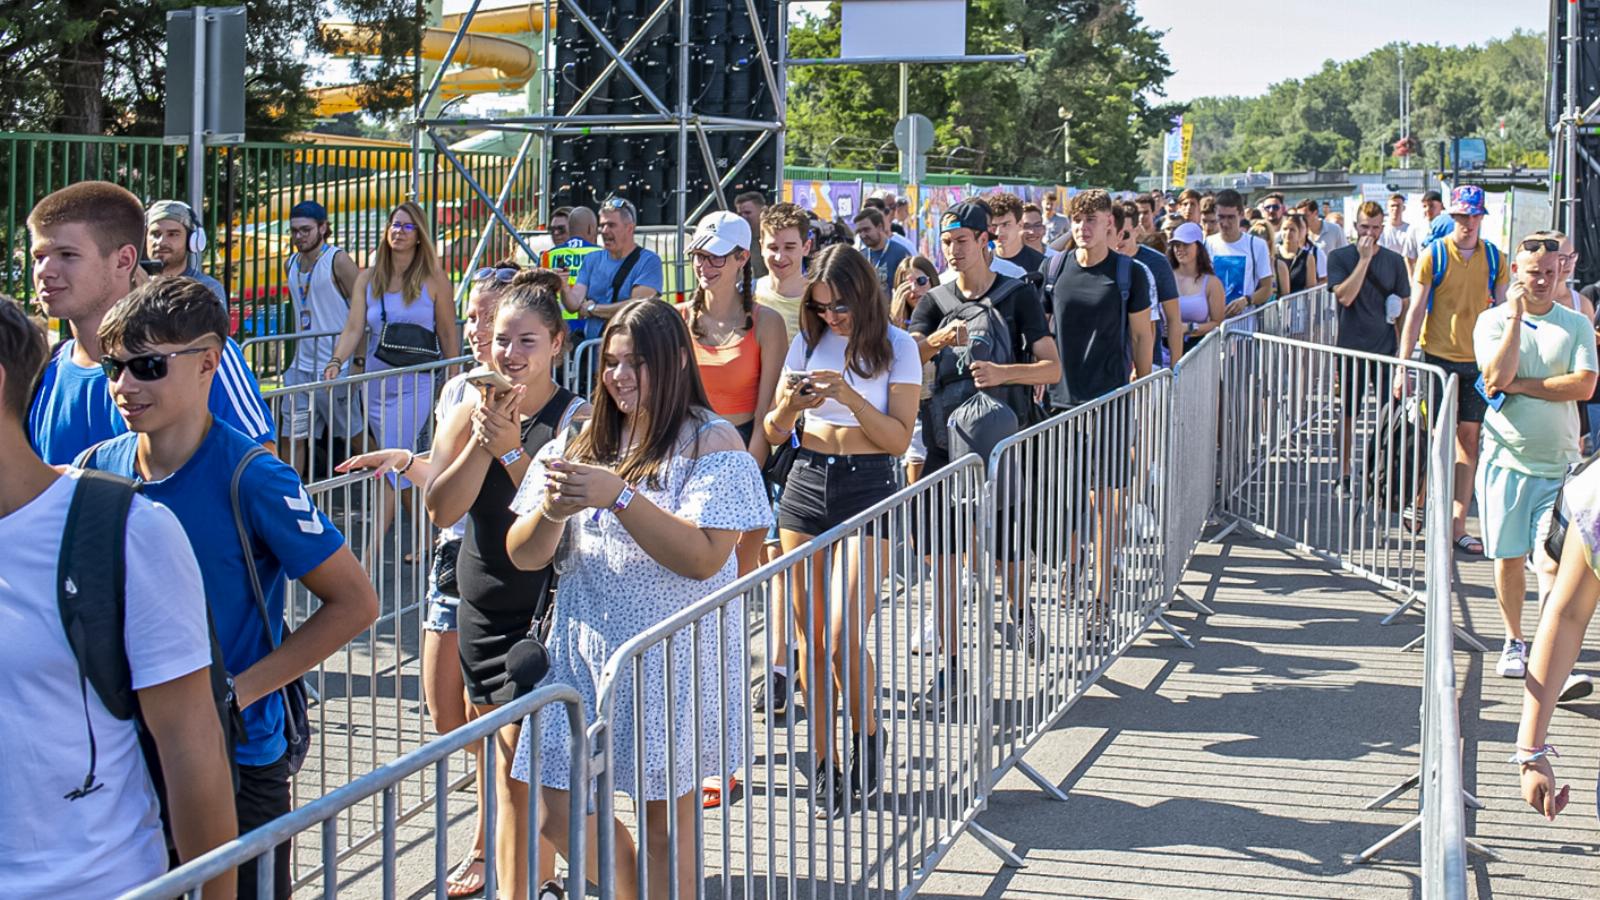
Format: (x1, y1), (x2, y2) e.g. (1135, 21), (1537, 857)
(694, 326), (762, 417)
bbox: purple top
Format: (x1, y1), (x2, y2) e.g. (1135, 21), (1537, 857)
(365, 284), (439, 372)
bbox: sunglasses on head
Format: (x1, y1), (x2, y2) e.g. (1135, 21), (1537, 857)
(807, 301), (851, 316)
(1521, 238), (1561, 253)
(603, 197), (635, 213)
(100, 346), (210, 382)
(389, 221), (417, 232)
(473, 266), (520, 284)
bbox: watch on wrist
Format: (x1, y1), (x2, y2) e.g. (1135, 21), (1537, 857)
(582, 299), (598, 317)
(499, 447), (524, 467)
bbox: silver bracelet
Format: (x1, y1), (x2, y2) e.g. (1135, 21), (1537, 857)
(539, 503), (573, 524)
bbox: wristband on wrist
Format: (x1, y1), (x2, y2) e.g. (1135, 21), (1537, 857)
(1510, 744), (1559, 766)
(397, 451), (416, 475)
(499, 447), (524, 467)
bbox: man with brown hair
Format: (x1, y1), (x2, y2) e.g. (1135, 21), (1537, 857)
(1042, 190), (1070, 242)
(989, 192), (1045, 275)
(0, 295), (238, 898)
(26, 181), (274, 464)
(853, 206), (911, 295)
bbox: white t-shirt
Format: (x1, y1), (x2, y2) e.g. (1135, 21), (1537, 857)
(782, 326), (922, 427)
(1380, 222), (1415, 259)
(434, 367), (484, 540)
(0, 470), (212, 897)
(1205, 231), (1274, 301)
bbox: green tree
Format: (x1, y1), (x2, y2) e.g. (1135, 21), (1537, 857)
(1152, 31), (1549, 176)
(787, 0), (1180, 186)
(0, 0), (419, 138)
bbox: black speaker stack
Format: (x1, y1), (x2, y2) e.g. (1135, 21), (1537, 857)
(548, 1), (781, 226)
(1549, 0), (1600, 286)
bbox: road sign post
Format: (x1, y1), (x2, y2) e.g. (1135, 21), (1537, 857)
(165, 6), (246, 216)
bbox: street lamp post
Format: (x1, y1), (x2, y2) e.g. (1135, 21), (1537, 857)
(1058, 106), (1073, 176)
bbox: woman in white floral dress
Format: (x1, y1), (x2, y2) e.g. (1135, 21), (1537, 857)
(506, 299), (771, 900)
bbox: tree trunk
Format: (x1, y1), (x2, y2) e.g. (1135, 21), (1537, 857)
(53, 0), (111, 134)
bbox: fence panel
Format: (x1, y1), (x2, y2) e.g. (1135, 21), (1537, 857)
(985, 373), (1175, 782)
(590, 458), (992, 899)
(1219, 332), (1444, 600)
(1165, 332), (1223, 595)
(561, 337), (602, 399)
(120, 685), (589, 900)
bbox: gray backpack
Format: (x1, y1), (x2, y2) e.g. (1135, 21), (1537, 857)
(924, 276), (1029, 462)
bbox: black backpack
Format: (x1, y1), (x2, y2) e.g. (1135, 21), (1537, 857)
(922, 275), (1033, 454)
(56, 469), (243, 846)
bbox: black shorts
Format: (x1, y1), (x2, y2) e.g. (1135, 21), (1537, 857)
(776, 449), (899, 536)
(236, 754), (292, 900)
(1338, 354), (1394, 419)
(1423, 353), (1487, 424)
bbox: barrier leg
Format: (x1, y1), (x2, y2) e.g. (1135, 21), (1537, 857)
(1014, 761), (1069, 802)
(966, 822), (1026, 868)
(1172, 587), (1216, 617)
(1152, 612), (1195, 649)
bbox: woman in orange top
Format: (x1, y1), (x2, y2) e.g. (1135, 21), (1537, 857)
(680, 210), (787, 575)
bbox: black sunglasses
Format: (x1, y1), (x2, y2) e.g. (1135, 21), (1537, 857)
(101, 346), (209, 382)
(1521, 238), (1561, 253)
(807, 301), (852, 316)
(913, 274), (930, 287)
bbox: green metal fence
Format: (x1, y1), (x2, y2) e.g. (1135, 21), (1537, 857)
(1, 132), (534, 338)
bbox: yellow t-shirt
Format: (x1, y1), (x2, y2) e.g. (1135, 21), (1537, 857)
(754, 276), (805, 337)
(1413, 236), (1509, 363)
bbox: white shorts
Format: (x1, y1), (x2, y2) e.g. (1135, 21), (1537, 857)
(280, 366), (363, 442)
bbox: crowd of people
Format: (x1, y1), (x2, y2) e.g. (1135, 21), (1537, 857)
(7, 171), (1600, 899)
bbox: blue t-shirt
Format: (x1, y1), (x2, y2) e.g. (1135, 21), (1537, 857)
(1420, 213), (1455, 252)
(1135, 244), (1179, 304)
(577, 245), (665, 305)
(28, 337), (275, 465)
(80, 422), (343, 766)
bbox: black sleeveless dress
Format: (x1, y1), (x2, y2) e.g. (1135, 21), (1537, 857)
(1280, 247), (1315, 295)
(457, 386), (578, 705)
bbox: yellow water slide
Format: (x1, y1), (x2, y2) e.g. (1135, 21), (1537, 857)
(312, 4), (551, 115)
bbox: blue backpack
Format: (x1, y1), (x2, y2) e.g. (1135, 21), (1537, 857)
(1427, 239), (1501, 311)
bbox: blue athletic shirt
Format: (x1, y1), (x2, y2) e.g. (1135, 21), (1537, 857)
(79, 421), (344, 766)
(28, 337), (275, 465)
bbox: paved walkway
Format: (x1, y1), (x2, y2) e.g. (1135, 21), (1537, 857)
(918, 532), (1600, 900)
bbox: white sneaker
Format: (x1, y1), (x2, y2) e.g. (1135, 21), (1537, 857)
(1559, 673), (1594, 703)
(1496, 639), (1528, 678)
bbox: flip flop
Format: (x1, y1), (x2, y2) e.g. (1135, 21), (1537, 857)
(445, 854), (486, 898)
(1453, 535), (1484, 556)
(702, 774), (739, 809)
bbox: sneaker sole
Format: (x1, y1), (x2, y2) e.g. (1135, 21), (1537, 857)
(1559, 680), (1594, 703)
(1495, 665), (1527, 679)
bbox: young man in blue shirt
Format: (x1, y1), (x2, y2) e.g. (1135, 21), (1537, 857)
(80, 277), (378, 899)
(26, 181), (275, 465)
(0, 297), (237, 899)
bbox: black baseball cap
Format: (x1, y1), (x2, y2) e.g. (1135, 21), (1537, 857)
(941, 201), (989, 236)
(1422, 189), (1443, 204)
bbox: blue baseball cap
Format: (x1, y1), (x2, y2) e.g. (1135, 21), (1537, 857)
(1448, 185), (1487, 217)
(290, 200), (328, 222)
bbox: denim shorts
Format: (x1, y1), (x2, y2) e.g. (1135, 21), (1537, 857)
(776, 449), (899, 536)
(423, 586), (460, 633)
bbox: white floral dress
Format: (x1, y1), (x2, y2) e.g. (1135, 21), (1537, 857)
(507, 415), (772, 800)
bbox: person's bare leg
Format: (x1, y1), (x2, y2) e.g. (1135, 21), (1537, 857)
(765, 541), (791, 692)
(423, 631), (487, 894)
(537, 786), (640, 900)
(1341, 415), (1355, 479)
(1454, 421), (1481, 541)
(1493, 556), (1528, 642)
(473, 709), (529, 900)
(833, 536), (886, 739)
(782, 531), (833, 766)
(641, 793), (701, 899)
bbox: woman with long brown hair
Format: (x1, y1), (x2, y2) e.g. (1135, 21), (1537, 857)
(506, 299), (770, 899)
(763, 243), (921, 817)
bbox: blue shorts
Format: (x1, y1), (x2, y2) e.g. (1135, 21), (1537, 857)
(1476, 458), (1561, 560)
(423, 587), (459, 633)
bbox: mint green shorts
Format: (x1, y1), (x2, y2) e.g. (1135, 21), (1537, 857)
(1475, 459), (1561, 560)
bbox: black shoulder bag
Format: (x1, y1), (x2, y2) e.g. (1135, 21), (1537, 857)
(373, 289), (443, 368)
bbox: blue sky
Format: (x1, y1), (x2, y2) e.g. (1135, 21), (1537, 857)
(1136, 0), (1549, 101)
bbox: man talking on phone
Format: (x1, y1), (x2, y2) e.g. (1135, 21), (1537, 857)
(1473, 236), (1597, 679)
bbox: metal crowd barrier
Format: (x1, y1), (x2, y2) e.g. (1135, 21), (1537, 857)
(589, 458), (994, 899)
(1164, 331), (1224, 603)
(985, 372), (1178, 794)
(264, 354), (471, 483)
(240, 328), (341, 385)
(561, 337), (602, 399)
(119, 685), (590, 900)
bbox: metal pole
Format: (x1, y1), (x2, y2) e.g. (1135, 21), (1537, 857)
(455, 131), (537, 306)
(188, 6), (207, 215)
(1565, 0), (1579, 235)
(676, 0), (690, 252)
(775, 1), (789, 193)
(538, 0), (554, 225)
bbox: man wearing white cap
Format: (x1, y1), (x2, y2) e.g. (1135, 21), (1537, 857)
(146, 199), (227, 306)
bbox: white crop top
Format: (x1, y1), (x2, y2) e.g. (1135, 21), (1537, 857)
(782, 326), (922, 427)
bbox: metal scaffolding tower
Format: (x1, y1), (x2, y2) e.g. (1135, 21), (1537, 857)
(411, 0), (787, 287)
